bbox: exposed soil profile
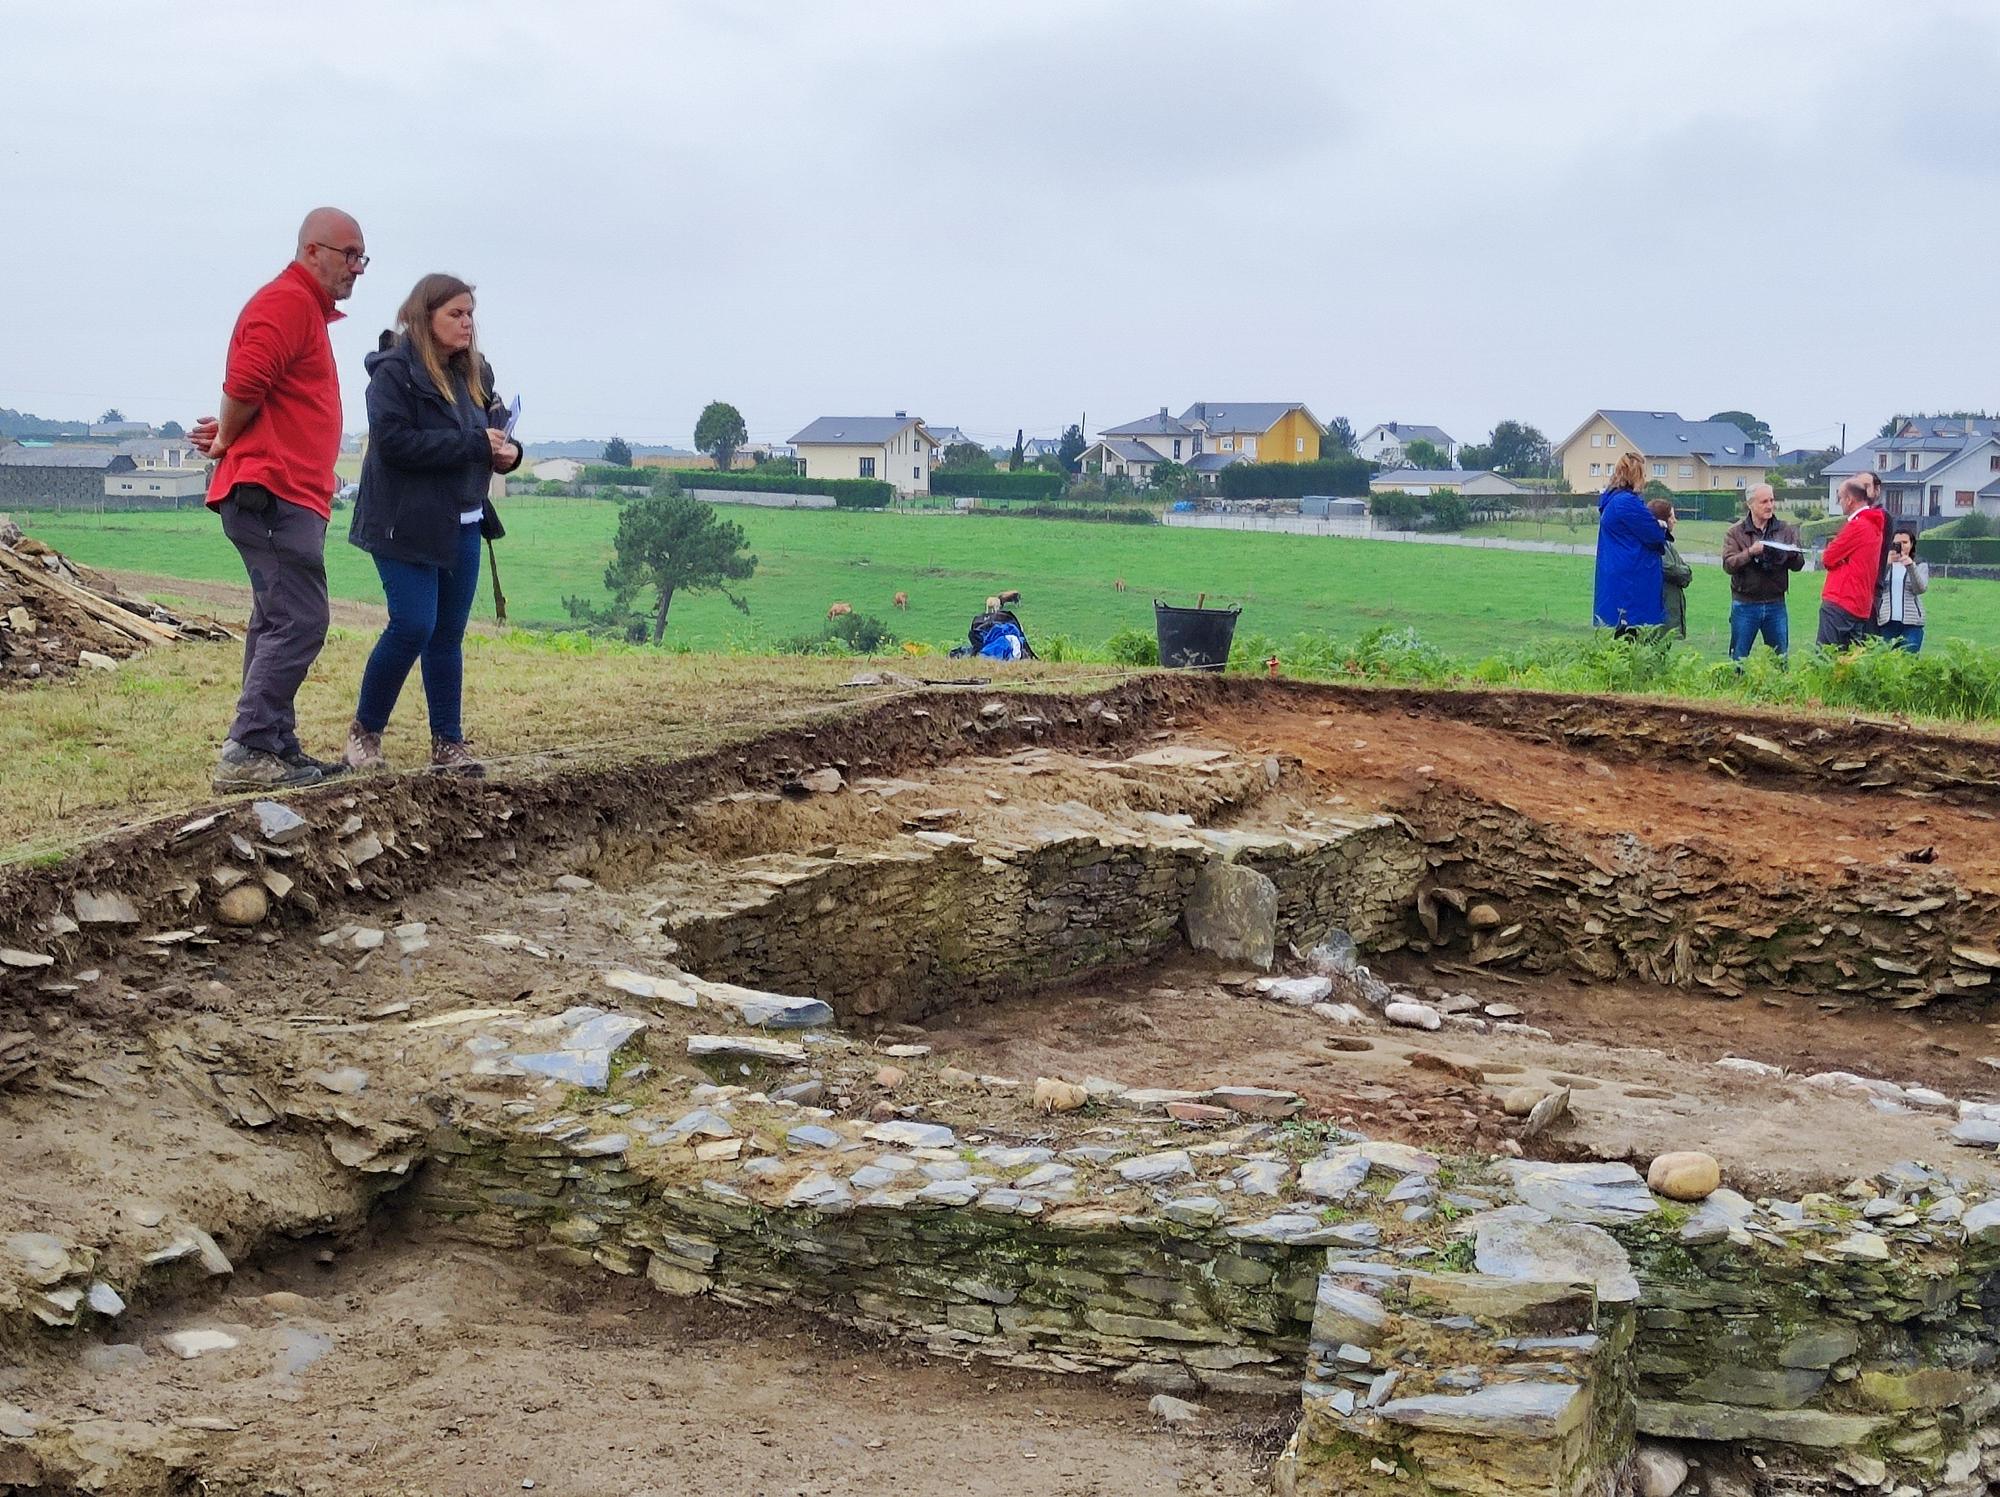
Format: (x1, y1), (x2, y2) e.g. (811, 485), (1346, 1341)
(8, 675), (2000, 1494)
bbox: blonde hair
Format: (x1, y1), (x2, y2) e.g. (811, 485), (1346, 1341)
(1608, 452), (1646, 492)
(393, 273), (487, 408)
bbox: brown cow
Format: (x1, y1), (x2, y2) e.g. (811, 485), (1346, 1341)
(827, 602), (853, 620)
(1113, 578), (1127, 592)
(892, 591), (908, 610)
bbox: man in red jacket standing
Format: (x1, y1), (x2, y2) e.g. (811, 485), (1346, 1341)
(1816, 477), (1887, 649)
(190, 208), (367, 790)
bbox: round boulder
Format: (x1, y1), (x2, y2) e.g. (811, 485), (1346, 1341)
(1467, 903), (1503, 930)
(215, 882), (270, 927)
(1647, 1150), (1722, 1202)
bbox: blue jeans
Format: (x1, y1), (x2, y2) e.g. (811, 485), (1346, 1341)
(1875, 621), (1925, 653)
(1729, 599), (1789, 662)
(356, 523), (482, 739)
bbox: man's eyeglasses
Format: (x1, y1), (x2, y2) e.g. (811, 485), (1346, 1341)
(311, 243), (370, 270)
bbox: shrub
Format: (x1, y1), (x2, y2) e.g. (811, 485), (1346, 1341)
(965, 503), (1155, 524)
(1953, 512), (1993, 539)
(1923, 537), (2000, 565)
(781, 611), (899, 655)
(581, 465), (652, 486)
(1217, 456), (1373, 499)
(1369, 491), (1424, 529)
(1798, 517), (1841, 545)
(1425, 493), (1471, 532)
(930, 470), (1064, 500)
(1104, 626), (1159, 666)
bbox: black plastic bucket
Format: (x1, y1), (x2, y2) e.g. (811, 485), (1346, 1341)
(1153, 599), (1240, 670)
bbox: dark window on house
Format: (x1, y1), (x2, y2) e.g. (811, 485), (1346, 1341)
(859, 457), (875, 478)
(1958, 490), (1975, 508)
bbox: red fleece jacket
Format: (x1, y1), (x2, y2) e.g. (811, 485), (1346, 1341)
(205, 261), (344, 519)
(1820, 505), (1886, 618)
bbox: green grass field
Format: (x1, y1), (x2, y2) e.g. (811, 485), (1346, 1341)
(16, 500), (2000, 660)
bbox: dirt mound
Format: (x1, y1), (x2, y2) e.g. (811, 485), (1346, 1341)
(0, 515), (233, 685)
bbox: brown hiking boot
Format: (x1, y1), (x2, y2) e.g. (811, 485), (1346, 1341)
(430, 735), (486, 778)
(213, 739), (321, 792)
(342, 720), (387, 772)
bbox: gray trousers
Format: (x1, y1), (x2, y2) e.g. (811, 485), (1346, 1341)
(220, 488), (330, 755)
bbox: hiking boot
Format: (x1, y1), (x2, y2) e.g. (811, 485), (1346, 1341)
(430, 734), (486, 778)
(284, 747), (350, 781)
(342, 720), (387, 772)
(213, 740), (321, 792)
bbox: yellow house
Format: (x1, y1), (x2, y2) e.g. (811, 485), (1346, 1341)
(1556, 410), (1772, 494)
(1178, 402), (1325, 465)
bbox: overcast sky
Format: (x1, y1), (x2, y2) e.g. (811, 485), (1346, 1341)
(4, 0), (1996, 451)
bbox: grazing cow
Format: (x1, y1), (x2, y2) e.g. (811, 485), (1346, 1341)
(892, 591), (908, 610)
(1113, 578), (1127, 592)
(827, 602), (853, 620)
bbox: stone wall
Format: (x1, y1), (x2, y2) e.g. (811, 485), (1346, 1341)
(667, 814), (1419, 1024)
(1402, 791), (2000, 1007)
(414, 1123), (1324, 1395)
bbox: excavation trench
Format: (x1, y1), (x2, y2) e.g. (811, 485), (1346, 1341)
(8, 679), (2000, 1495)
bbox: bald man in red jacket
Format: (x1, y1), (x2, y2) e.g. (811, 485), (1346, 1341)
(1816, 477), (1887, 649)
(190, 208), (367, 790)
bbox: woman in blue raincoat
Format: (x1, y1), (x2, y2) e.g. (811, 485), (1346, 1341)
(1592, 451), (1669, 634)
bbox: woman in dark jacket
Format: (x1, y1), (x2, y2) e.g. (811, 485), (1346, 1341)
(342, 273), (521, 776)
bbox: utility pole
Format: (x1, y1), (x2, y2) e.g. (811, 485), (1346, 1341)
(1839, 422), (1846, 455)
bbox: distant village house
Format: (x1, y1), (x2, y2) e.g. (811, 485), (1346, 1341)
(789, 413), (938, 496)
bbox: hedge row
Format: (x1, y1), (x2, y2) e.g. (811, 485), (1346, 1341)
(681, 470), (893, 507)
(964, 503), (1157, 525)
(1216, 457), (1373, 499)
(580, 465), (653, 486)
(1923, 538), (2000, 566)
(931, 470), (1065, 500)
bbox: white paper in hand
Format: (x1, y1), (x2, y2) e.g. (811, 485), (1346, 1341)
(503, 395), (522, 437)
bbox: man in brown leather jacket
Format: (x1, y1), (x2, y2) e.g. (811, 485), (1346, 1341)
(1720, 483), (1804, 663)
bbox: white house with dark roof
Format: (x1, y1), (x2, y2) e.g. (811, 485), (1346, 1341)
(1076, 438), (1162, 484)
(788, 412), (938, 496)
(1099, 408), (1200, 464)
(1355, 422), (1456, 467)
(1555, 410), (1771, 494)
(1824, 417), (2000, 518)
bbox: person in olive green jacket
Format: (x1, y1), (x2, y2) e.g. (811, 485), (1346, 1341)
(1647, 498), (1693, 638)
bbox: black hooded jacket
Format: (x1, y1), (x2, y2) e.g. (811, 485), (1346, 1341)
(349, 339), (520, 568)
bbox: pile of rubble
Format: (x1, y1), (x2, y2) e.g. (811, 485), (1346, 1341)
(0, 514), (232, 685)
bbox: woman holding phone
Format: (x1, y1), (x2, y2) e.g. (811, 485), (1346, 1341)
(343, 274), (520, 775)
(1873, 527), (1928, 652)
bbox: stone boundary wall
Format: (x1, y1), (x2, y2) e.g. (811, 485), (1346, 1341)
(1403, 790), (2000, 1006)
(667, 816), (1420, 1024)
(415, 1125), (1325, 1395)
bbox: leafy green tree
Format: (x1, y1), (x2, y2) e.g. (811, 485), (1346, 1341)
(1707, 410), (1773, 446)
(1403, 438), (1446, 469)
(99, 408), (124, 424)
(1150, 458), (1190, 495)
(694, 401), (748, 473)
(1057, 424), (1086, 474)
(567, 493), (756, 643)
(602, 435), (633, 467)
(1009, 429), (1025, 471)
(1326, 416), (1355, 453)
(1486, 420), (1553, 478)
(1456, 442), (1491, 471)
(159, 419), (185, 438)
(1643, 479), (1673, 500)
(940, 440), (992, 470)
